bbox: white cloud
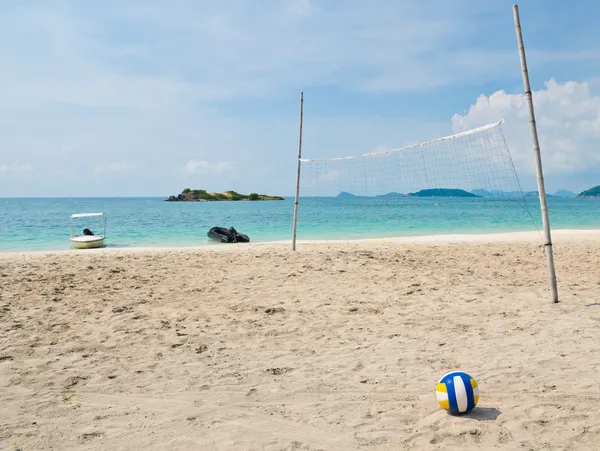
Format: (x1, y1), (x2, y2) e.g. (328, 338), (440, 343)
(0, 162), (34, 174)
(93, 162), (134, 174)
(2, 0), (597, 113)
(284, 0), (320, 18)
(452, 79), (600, 179)
(323, 169), (341, 182)
(373, 144), (392, 152)
(184, 160), (234, 174)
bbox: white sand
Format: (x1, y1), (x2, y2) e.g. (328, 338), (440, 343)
(2, 230), (600, 450)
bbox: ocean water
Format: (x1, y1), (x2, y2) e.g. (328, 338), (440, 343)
(0, 197), (599, 252)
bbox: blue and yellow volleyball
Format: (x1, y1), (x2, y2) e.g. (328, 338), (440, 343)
(435, 371), (479, 415)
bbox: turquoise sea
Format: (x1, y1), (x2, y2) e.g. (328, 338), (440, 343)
(1, 197), (599, 252)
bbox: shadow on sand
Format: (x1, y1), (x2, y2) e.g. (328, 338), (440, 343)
(462, 407), (502, 421)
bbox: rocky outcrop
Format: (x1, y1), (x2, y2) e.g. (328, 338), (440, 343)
(165, 189), (285, 202)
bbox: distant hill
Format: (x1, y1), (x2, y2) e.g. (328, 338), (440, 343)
(471, 189), (567, 199)
(338, 191), (407, 198)
(166, 189), (284, 202)
(408, 188), (480, 198)
(375, 192), (405, 198)
(336, 189), (481, 198)
(577, 185), (600, 198)
(523, 191), (556, 198)
(553, 189), (576, 198)
(334, 188), (584, 199)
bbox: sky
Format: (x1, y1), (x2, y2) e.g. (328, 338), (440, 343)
(1, 0), (600, 197)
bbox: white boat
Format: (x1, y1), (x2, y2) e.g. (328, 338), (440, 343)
(70, 212), (107, 249)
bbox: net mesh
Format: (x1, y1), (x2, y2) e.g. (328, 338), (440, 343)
(297, 120), (538, 238)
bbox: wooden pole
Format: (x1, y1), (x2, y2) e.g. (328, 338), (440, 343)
(513, 4), (558, 303)
(292, 92), (304, 251)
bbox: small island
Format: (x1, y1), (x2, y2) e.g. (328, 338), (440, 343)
(166, 189), (285, 202)
(577, 185), (600, 198)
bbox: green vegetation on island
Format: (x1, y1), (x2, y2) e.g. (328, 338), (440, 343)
(577, 185), (600, 198)
(166, 189), (285, 202)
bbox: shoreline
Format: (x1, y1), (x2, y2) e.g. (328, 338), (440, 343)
(2, 228), (600, 258)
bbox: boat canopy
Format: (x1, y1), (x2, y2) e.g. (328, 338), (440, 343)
(69, 212), (107, 239)
(70, 212), (105, 219)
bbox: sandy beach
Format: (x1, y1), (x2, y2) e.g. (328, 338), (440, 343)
(2, 230), (600, 450)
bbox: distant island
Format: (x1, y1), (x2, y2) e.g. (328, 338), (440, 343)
(408, 188), (479, 198)
(577, 185), (600, 198)
(337, 188), (479, 198)
(166, 189), (285, 202)
(335, 188), (583, 199)
(553, 189), (576, 198)
(472, 189), (551, 199)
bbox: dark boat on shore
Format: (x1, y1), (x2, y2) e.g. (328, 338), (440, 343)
(207, 226), (250, 243)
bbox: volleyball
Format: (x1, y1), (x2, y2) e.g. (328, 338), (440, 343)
(436, 371), (479, 415)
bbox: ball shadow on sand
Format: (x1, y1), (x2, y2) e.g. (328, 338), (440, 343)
(462, 407), (502, 421)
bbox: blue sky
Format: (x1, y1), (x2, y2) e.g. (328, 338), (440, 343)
(1, 0), (599, 197)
